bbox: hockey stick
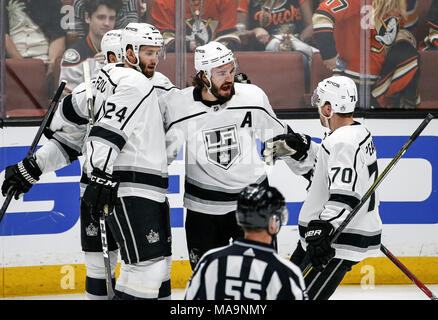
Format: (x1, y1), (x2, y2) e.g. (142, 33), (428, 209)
(83, 60), (115, 300)
(0, 80), (66, 222)
(380, 244), (437, 300)
(302, 113), (434, 278)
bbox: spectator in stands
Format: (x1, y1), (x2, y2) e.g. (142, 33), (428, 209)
(5, 0), (66, 87)
(236, 0), (314, 53)
(313, 0), (421, 109)
(72, 0), (138, 39)
(151, 0), (241, 52)
(424, 0), (438, 50)
(403, 0), (419, 31)
(59, 0), (122, 94)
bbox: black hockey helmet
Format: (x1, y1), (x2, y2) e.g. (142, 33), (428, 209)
(236, 184), (288, 235)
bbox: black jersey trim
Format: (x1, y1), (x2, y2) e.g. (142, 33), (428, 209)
(328, 193), (360, 211)
(167, 111), (208, 131)
(61, 94), (89, 126)
(113, 170), (169, 189)
(352, 131), (372, 191)
(299, 225), (381, 249)
(89, 125), (127, 152)
(321, 143), (330, 155)
(185, 178), (269, 203)
(120, 86), (155, 130)
(51, 136), (82, 163)
(185, 181), (239, 202)
(227, 106), (285, 128)
(154, 85), (177, 91)
(100, 68), (118, 91)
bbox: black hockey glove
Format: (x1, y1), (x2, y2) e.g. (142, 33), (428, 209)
(1, 156), (42, 200)
(305, 220), (336, 272)
(82, 169), (119, 222)
(234, 73), (251, 84)
(263, 132), (311, 165)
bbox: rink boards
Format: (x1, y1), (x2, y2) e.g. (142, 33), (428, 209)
(0, 117), (437, 296)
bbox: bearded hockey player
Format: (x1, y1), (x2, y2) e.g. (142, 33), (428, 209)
(81, 22), (174, 300)
(268, 76), (382, 300)
(2, 24), (176, 300)
(163, 41), (311, 270)
(1, 29), (124, 300)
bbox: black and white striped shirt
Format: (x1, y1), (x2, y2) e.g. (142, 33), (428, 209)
(184, 239), (308, 300)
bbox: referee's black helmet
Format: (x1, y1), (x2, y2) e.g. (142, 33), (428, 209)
(236, 184), (288, 235)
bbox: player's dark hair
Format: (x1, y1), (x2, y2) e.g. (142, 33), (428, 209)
(192, 71), (206, 90)
(84, 0), (123, 17)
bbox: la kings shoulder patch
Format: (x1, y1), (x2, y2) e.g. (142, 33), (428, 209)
(62, 48), (81, 65)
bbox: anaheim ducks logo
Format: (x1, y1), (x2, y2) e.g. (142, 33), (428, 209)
(203, 125), (241, 170)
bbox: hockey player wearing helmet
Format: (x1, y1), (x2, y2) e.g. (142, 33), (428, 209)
(1, 28), (126, 300)
(184, 184), (308, 300)
(1, 24), (176, 300)
(101, 29), (123, 64)
(273, 75), (382, 300)
(80, 23), (173, 300)
(162, 41), (310, 271)
(122, 22), (164, 78)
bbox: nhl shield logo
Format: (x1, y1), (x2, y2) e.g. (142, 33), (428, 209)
(203, 125), (241, 170)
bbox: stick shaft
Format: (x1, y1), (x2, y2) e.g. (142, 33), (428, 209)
(99, 216), (115, 300)
(380, 244), (437, 300)
(0, 81), (66, 221)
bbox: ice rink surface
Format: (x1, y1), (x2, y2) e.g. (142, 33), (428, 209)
(1, 284), (437, 300)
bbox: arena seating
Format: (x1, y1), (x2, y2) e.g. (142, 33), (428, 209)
(303, 53), (332, 107)
(418, 50), (438, 109)
(5, 59), (49, 118)
(4, 49), (438, 118)
(157, 51), (306, 110)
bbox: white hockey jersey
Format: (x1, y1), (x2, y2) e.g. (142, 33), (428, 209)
(287, 122), (382, 262)
(35, 68), (177, 199)
(85, 63), (169, 202)
(163, 83), (288, 214)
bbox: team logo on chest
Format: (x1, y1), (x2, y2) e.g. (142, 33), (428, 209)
(202, 125), (241, 170)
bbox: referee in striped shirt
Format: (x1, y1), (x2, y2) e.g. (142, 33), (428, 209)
(184, 184), (308, 300)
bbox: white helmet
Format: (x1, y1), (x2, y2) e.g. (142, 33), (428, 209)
(311, 75), (358, 114)
(194, 41), (235, 88)
(121, 23), (163, 70)
(101, 29), (123, 64)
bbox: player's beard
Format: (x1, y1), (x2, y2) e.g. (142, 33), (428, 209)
(210, 81), (235, 104)
(140, 60), (156, 78)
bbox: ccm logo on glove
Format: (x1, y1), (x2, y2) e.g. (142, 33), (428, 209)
(90, 175), (118, 188)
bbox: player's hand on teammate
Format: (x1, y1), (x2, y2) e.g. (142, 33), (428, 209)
(304, 219), (336, 271)
(1, 156), (42, 199)
(263, 132), (311, 165)
(82, 168), (119, 221)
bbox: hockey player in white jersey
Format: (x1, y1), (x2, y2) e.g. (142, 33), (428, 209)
(1, 29), (124, 300)
(81, 23), (173, 300)
(163, 41), (312, 270)
(268, 76), (382, 300)
(185, 183), (307, 300)
(1, 26), (176, 300)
